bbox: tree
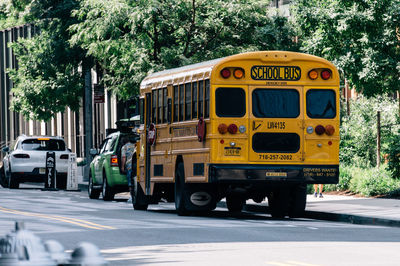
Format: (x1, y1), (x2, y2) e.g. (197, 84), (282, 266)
(8, 0), (87, 121)
(292, 0), (400, 97)
(70, 0), (298, 99)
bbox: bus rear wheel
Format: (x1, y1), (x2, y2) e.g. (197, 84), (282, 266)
(288, 184), (307, 218)
(175, 162), (189, 216)
(226, 195), (244, 213)
(268, 188), (290, 218)
(133, 177), (148, 211)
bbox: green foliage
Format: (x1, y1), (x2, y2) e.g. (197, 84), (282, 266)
(349, 165), (400, 197)
(70, 0), (298, 99)
(0, 0), (29, 29)
(325, 165), (353, 192)
(8, 0), (86, 121)
(292, 0), (400, 97)
(340, 95), (400, 168)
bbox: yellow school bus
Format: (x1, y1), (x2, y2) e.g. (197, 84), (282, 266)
(133, 51), (339, 217)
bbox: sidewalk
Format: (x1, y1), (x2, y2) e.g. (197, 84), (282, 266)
(78, 178), (400, 227)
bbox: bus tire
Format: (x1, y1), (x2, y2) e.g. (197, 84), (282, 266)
(175, 162), (190, 216)
(102, 172), (114, 201)
(268, 188), (290, 218)
(88, 171), (100, 199)
(133, 178), (148, 210)
(226, 195), (244, 213)
(288, 184), (307, 218)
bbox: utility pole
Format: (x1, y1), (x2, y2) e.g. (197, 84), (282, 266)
(84, 58), (93, 180)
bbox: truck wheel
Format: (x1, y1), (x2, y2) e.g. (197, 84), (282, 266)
(288, 184), (307, 218)
(102, 173), (114, 201)
(175, 162), (189, 216)
(226, 195), (244, 213)
(88, 171), (100, 199)
(133, 176), (148, 210)
(268, 188), (290, 218)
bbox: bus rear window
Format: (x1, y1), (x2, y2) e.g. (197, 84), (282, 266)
(252, 89), (299, 118)
(306, 89), (336, 119)
(216, 87), (245, 117)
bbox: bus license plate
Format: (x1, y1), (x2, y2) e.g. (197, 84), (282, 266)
(39, 168), (46, 174)
(224, 147), (241, 156)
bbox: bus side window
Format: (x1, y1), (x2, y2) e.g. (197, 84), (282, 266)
(152, 90), (157, 123)
(198, 80), (204, 118)
(167, 98), (172, 123)
(179, 84), (184, 121)
(192, 81), (198, 119)
(205, 79), (210, 118)
(173, 85), (178, 122)
(163, 88), (168, 123)
(158, 88), (163, 124)
(139, 98), (144, 124)
(185, 83), (191, 120)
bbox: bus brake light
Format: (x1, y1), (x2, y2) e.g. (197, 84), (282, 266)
(218, 123), (228, 134)
(315, 125), (325, 135)
(325, 125), (335, 135)
(228, 124), (238, 134)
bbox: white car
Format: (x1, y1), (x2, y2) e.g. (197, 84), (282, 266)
(0, 135), (72, 189)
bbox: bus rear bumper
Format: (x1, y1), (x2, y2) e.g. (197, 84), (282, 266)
(208, 164), (339, 184)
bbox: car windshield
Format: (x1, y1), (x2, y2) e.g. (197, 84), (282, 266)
(21, 139), (66, 151)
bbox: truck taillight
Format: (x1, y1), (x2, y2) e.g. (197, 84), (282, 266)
(110, 155), (119, 167)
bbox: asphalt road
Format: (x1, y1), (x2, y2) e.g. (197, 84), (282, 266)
(1, 184), (400, 265)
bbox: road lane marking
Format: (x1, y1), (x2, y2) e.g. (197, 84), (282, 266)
(286, 261), (320, 266)
(0, 206), (115, 230)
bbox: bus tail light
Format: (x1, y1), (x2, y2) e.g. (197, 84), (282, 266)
(221, 68), (231, 79)
(218, 123), (228, 134)
(325, 125), (335, 136)
(233, 68), (244, 79)
(321, 69), (332, 80)
(315, 125), (325, 135)
(308, 70), (318, 80)
(110, 155), (119, 167)
(13, 154), (30, 159)
(228, 124), (238, 134)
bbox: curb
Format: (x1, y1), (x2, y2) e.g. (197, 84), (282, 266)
(78, 182), (400, 228)
(222, 202), (400, 228)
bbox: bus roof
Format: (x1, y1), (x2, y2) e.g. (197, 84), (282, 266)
(140, 51), (338, 90)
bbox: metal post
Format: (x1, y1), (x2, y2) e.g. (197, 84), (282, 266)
(377, 111), (381, 168)
(84, 59), (93, 181)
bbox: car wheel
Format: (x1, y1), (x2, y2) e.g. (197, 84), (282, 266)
(102, 172), (114, 201)
(88, 170), (100, 199)
(174, 162), (189, 216)
(132, 176), (148, 210)
(9, 173), (19, 189)
(0, 167), (8, 188)
(226, 195), (244, 213)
